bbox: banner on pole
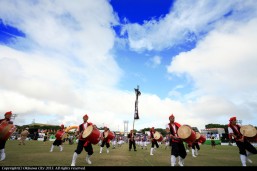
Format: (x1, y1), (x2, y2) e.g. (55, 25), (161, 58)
(134, 86), (141, 119)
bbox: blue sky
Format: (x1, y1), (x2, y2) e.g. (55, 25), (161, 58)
(1, 0), (257, 132)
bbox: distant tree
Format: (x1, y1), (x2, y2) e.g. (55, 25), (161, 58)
(140, 127), (166, 136)
(205, 124), (226, 129)
(141, 128), (150, 133)
(155, 128), (166, 136)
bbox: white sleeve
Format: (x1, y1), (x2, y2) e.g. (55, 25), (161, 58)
(228, 127), (233, 134)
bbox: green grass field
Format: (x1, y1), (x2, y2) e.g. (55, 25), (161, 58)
(0, 140), (256, 166)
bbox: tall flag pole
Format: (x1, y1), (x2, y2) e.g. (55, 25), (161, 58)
(133, 85), (141, 131)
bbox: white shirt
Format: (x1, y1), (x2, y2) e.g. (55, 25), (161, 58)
(228, 125), (239, 134)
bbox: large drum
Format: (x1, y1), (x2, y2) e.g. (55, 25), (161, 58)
(195, 132), (206, 144)
(240, 125), (257, 142)
(104, 131), (115, 140)
(0, 121), (17, 141)
(82, 125), (101, 144)
(154, 131), (163, 142)
(178, 125), (196, 144)
(55, 130), (66, 140)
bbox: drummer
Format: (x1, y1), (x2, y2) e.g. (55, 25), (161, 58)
(0, 111), (13, 161)
(100, 126), (112, 154)
(228, 116), (257, 166)
(149, 127), (159, 155)
(71, 114), (95, 166)
(50, 124), (65, 152)
(166, 114), (187, 166)
(191, 133), (200, 157)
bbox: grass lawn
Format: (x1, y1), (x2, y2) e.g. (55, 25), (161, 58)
(0, 140), (256, 167)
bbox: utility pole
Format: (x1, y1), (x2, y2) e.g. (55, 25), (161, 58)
(124, 120), (128, 136)
(11, 113), (18, 122)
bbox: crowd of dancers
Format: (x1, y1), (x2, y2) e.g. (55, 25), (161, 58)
(1, 111), (257, 166)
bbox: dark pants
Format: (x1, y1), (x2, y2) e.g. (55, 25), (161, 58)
(53, 139), (62, 146)
(171, 141), (187, 158)
(236, 140), (257, 156)
(192, 142), (200, 150)
(129, 140), (136, 150)
(151, 140), (159, 148)
(100, 139), (110, 148)
(75, 140), (93, 155)
(0, 140), (6, 149)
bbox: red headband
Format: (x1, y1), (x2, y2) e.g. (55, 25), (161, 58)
(169, 114), (175, 119)
(83, 114), (88, 119)
(5, 111), (12, 116)
(229, 117), (236, 122)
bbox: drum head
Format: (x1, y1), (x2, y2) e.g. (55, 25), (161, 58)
(154, 132), (161, 139)
(240, 125), (257, 137)
(195, 132), (201, 139)
(178, 125), (191, 139)
(82, 125), (93, 138)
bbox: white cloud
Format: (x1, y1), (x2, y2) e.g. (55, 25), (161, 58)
(167, 18), (257, 127)
(1, 0), (257, 134)
(146, 55), (161, 68)
(122, 0), (257, 51)
(0, 0), (125, 129)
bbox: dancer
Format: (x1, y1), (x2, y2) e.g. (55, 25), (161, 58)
(71, 114), (96, 166)
(166, 114), (187, 166)
(228, 116), (257, 166)
(50, 124), (65, 152)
